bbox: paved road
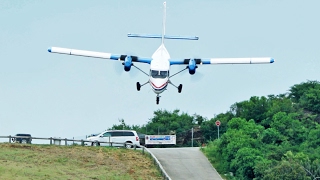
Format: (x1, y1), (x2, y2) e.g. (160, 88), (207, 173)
(148, 147), (222, 180)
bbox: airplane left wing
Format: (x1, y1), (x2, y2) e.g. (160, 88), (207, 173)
(169, 57), (274, 74)
(48, 47), (152, 64)
(169, 57), (274, 65)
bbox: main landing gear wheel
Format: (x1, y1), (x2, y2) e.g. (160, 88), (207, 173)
(156, 96), (160, 105)
(178, 84), (183, 93)
(136, 82), (141, 91)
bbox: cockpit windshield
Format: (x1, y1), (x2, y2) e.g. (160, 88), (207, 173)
(150, 70), (169, 79)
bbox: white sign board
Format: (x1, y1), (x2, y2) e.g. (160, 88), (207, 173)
(145, 135), (176, 145)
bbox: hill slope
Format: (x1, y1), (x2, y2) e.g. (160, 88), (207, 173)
(0, 143), (161, 180)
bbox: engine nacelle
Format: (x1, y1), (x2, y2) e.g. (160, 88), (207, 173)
(188, 58), (197, 75)
(124, 56), (132, 71)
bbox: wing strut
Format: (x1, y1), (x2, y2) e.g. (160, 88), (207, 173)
(169, 66), (188, 78)
(132, 64), (149, 76)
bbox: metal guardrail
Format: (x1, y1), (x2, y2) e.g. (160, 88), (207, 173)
(0, 135), (136, 147)
(0, 135), (171, 180)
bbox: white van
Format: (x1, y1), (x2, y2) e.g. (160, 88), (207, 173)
(86, 130), (140, 148)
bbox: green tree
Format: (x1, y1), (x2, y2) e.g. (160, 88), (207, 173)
(230, 96), (269, 123)
(230, 147), (264, 179)
(263, 160), (310, 180)
(271, 112), (308, 145)
(300, 87), (320, 113)
(289, 80), (320, 103)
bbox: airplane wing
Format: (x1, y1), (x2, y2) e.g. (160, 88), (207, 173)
(169, 57), (274, 65)
(48, 47), (152, 64)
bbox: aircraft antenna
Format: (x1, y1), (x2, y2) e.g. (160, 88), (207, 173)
(162, 1), (166, 44)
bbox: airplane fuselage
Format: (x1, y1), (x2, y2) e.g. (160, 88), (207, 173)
(149, 44), (170, 94)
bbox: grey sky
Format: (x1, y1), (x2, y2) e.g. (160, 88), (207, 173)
(0, 0), (319, 140)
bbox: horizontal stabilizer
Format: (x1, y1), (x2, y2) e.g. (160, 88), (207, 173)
(128, 33), (199, 40)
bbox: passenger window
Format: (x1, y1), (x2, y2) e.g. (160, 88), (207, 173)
(123, 132), (134, 136)
(111, 132), (122, 137)
(103, 132), (111, 137)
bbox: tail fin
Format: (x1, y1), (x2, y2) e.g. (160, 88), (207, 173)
(162, 1), (167, 44)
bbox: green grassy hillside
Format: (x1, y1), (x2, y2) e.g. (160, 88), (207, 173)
(0, 143), (162, 180)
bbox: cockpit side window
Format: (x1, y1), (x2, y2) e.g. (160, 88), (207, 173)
(150, 70), (169, 78)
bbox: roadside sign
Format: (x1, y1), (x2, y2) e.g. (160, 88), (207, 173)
(145, 135), (176, 145)
(215, 120), (221, 126)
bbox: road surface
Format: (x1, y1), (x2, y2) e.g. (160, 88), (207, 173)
(148, 147), (222, 180)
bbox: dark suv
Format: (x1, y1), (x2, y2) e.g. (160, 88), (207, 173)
(12, 134), (32, 144)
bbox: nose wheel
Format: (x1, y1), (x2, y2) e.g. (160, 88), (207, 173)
(156, 95), (160, 105)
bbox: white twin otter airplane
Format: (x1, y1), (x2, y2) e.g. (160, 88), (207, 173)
(48, 2), (274, 104)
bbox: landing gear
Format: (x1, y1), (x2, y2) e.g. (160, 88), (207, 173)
(156, 95), (160, 105)
(136, 82), (141, 91)
(168, 81), (183, 94)
(136, 81), (148, 91)
(178, 84), (183, 93)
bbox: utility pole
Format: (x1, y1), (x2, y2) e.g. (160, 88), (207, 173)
(191, 127), (194, 147)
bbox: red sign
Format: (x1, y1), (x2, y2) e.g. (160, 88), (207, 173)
(215, 120), (221, 126)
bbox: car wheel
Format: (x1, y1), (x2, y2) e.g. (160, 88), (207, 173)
(125, 142), (132, 149)
(21, 139), (27, 144)
(92, 142), (100, 146)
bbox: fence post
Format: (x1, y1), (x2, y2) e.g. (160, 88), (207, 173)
(65, 138), (67, 146)
(50, 137), (52, 145)
(9, 135), (11, 143)
(142, 147), (145, 154)
(81, 139), (84, 146)
(134, 144), (136, 150)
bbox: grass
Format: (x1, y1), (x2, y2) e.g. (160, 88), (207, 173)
(0, 143), (162, 180)
(200, 146), (229, 180)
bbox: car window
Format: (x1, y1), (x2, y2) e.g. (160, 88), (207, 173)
(102, 132), (111, 137)
(110, 132), (122, 137)
(16, 134), (31, 137)
(123, 132), (134, 136)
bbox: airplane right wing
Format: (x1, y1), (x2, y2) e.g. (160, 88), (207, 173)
(48, 47), (152, 64)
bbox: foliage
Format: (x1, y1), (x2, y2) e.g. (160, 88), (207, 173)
(202, 80), (320, 179)
(289, 80), (320, 113)
(109, 80), (320, 179)
(110, 109), (206, 146)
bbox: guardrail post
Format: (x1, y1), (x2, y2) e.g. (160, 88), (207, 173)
(65, 138), (67, 146)
(50, 137), (52, 145)
(9, 135), (11, 143)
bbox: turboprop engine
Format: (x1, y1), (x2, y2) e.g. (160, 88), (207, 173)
(120, 55), (138, 71)
(188, 58), (198, 75)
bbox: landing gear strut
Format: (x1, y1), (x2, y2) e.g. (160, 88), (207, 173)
(156, 95), (160, 105)
(136, 81), (148, 91)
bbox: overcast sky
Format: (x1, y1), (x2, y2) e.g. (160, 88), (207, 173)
(0, 0), (319, 140)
